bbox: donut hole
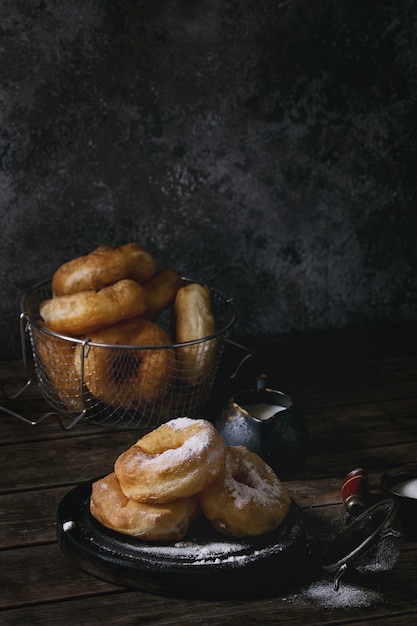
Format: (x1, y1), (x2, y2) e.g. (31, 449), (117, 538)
(230, 455), (265, 493)
(112, 352), (140, 383)
(231, 467), (254, 489)
(139, 431), (184, 456)
(76, 319), (177, 412)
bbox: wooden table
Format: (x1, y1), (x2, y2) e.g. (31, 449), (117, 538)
(1, 322), (417, 625)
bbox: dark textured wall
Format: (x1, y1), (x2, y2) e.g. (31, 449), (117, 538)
(1, 0), (417, 356)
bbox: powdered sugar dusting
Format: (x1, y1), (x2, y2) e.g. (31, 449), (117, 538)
(140, 430), (214, 469)
(225, 451), (287, 510)
(128, 537), (288, 567)
(227, 478), (251, 508)
(134, 539), (249, 565)
(138, 418), (222, 471)
(284, 580), (382, 609)
(167, 417), (203, 430)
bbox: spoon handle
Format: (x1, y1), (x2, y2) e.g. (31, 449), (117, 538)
(342, 467), (369, 515)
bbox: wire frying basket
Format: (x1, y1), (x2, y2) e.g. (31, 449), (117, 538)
(18, 278), (236, 429)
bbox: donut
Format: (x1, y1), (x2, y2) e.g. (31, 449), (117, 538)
(114, 417), (227, 503)
(120, 242), (158, 284)
(33, 322), (84, 412)
(90, 472), (200, 541)
(143, 267), (184, 320)
(199, 445), (291, 537)
(74, 317), (175, 411)
(52, 243), (157, 296)
(174, 283), (216, 386)
(39, 279), (149, 336)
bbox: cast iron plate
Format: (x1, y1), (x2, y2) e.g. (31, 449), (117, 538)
(57, 479), (307, 599)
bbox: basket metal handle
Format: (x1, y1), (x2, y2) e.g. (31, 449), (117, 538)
(225, 339), (254, 379)
(0, 313), (86, 430)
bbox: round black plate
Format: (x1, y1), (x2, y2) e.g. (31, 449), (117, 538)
(57, 479), (307, 599)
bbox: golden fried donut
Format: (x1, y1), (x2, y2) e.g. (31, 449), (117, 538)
(199, 446), (291, 537)
(114, 417), (227, 503)
(40, 279), (149, 336)
(52, 243), (157, 296)
(33, 322), (84, 412)
(143, 267), (184, 320)
(174, 283), (216, 386)
(74, 317), (175, 411)
(90, 472), (200, 541)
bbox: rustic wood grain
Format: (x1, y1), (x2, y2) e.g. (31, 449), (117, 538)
(1, 324), (417, 624)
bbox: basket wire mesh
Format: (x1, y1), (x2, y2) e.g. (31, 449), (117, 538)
(19, 278), (236, 429)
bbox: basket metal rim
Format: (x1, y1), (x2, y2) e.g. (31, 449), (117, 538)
(21, 277), (236, 350)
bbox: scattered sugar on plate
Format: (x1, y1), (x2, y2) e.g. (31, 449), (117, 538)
(136, 540), (247, 562)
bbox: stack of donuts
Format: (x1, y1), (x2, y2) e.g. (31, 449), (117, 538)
(90, 417), (291, 541)
(35, 243), (217, 416)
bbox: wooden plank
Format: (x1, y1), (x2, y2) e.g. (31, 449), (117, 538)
(0, 543), (119, 610)
(0, 400), (133, 446)
(238, 322), (417, 363)
(0, 404), (119, 444)
(302, 440), (417, 479)
(304, 398), (417, 457)
(0, 431), (138, 493)
(0, 542), (416, 624)
(5, 602), (417, 626)
(2, 383), (416, 453)
(2, 397), (416, 495)
(0, 486), (69, 548)
(289, 356), (417, 410)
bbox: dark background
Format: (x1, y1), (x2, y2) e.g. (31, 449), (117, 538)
(1, 0), (416, 357)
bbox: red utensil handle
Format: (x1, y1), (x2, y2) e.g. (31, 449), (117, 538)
(342, 468), (369, 514)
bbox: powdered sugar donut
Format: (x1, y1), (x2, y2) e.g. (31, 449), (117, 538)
(199, 445), (291, 537)
(114, 417), (227, 504)
(90, 472), (200, 541)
